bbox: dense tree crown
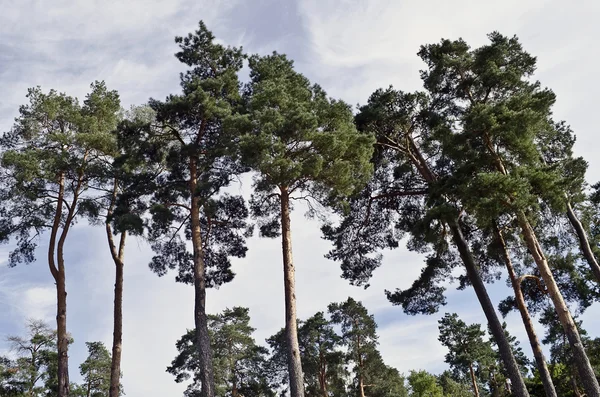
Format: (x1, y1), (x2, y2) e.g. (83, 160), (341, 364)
(2, 19), (600, 397)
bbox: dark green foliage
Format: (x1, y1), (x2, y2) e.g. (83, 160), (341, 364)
(0, 356), (26, 396)
(298, 312), (346, 397)
(123, 22), (251, 287)
(0, 81), (121, 266)
(148, 195), (252, 286)
(169, 307), (273, 397)
(437, 371), (473, 397)
(5, 320), (57, 397)
(237, 52), (375, 232)
(322, 87), (464, 312)
(78, 342), (115, 397)
(438, 313), (494, 389)
(266, 313), (347, 397)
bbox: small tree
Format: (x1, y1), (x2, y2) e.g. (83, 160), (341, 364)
(78, 342), (115, 397)
(298, 312), (346, 397)
(169, 307), (273, 397)
(438, 313), (494, 397)
(238, 52), (375, 397)
(407, 370), (443, 397)
(328, 298), (381, 397)
(6, 320), (57, 396)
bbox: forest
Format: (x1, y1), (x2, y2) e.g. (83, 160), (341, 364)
(1, 19), (599, 397)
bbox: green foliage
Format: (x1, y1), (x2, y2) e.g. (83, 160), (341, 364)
(122, 21), (252, 288)
(238, 52), (375, 235)
(169, 307), (273, 397)
(437, 371), (472, 397)
(78, 342), (114, 397)
(0, 81), (121, 266)
(6, 320), (57, 397)
(298, 312), (346, 397)
(407, 370), (443, 397)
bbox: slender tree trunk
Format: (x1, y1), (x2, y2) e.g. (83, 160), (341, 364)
(190, 158), (216, 397)
(319, 349), (327, 397)
(56, 272), (69, 397)
(483, 134), (599, 396)
(109, 255), (124, 397)
(107, 179), (126, 397)
(48, 171), (72, 397)
(356, 331), (366, 397)
(566, 200), (600, 284)
(449, 222), (530, 397)
(400, 135), (530, 397)
(108, 232), (125, 397)
(518, 213), (600, 397)
(280, 187), (305, 397)
(469, 363), (480, 397)
(495, 226), (558, 397)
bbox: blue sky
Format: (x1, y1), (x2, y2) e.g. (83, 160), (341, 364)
(1, 1), (600, 396)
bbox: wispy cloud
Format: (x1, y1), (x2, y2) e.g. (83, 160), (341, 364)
(1, 1), (600, 396)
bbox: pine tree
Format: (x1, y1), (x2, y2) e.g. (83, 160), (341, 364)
(298, 312), (346, 397)
(78, 342), (115, 397)
(322, 87), (530, 396)
(438, 313), (495, 397)
(238, 53), (375, 397)
(6, 320), (57, 396)
(407, 370), (443, 397)
(0, 82), (121, 397)
(122, 21), (250, 397)
(328, 298), (381, 397)
(418, 32), (600, 395)
(169, 307), (273, 397)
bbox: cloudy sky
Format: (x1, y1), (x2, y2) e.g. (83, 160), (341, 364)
(1, 0), (600, 395)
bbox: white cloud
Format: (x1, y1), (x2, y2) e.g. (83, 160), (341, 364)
(1, 1), (600, 396)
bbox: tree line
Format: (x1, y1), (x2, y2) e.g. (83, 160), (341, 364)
(1, 20), (599, 397)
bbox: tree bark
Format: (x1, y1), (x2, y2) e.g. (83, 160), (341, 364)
(482, 133), (599, 396)
(495, 226), (557, 397)
(190, 158), (216, 397)
(47, 171), (72, 397)
(449, 223), (530, 397)
(55, 272), (69, 397)
(107, 178), (126, 397)
(319, 348), (327, 397)
(566, 200), (600, 284)
(355, 327), (366, 397)
(399, 134), (530, 396)
(518, 213), (600, 396)
(280, 187), (305, 397)
(469, 362), (480, 397)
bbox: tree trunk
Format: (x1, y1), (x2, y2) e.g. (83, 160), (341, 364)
(449, 223), (530, 397)
(400, 135), (530, 396)
(356, 330), (366, 397)
(108, 234), (125, 397)
(190, 158), (216, 397)
(518, 213), (600, 397)
(280, 188), (305, 397)
(319, 348), (327, 397)
(495, 226), (558, 397)
(56, 271), (69, 397)
(107, 179), (126, 397)
(566, 201), (600, 284)
(483, 134), (599, 396)
(469, 363), (480, 397)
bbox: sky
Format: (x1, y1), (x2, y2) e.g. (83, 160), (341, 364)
(1, 0), (600, 395)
